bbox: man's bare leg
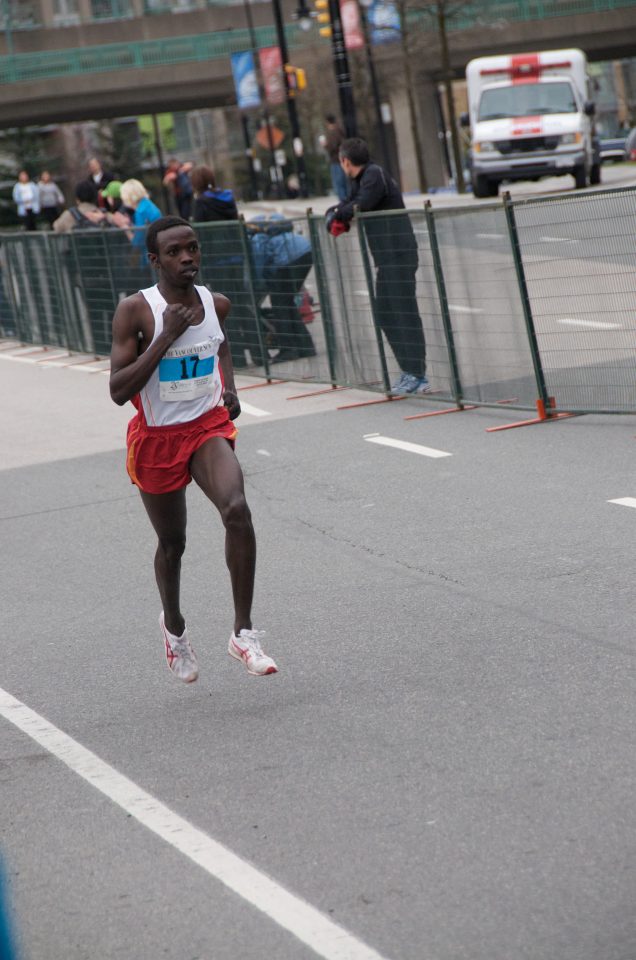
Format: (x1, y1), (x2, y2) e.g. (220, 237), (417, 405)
(190, 437), (255, 634)
(139, 487), (188, 636)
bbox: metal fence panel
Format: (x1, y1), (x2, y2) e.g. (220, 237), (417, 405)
(432, 204), (539, 407)
(513, 187), (636, 414)
(237, 215), (329, 383)
(2, 233), (75, 349)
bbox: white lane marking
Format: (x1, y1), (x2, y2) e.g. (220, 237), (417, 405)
(363, 432), (380, 438)
(240, 400), (271, 418)
(0, 687), (391, 960)
(608, 498), (636, 509)
(364, 435), (451, 458)
(448, 304), (484, 315)
(558, 318), (623, 331)
(257, 449), (271, 456)
(538, 235), (576, 243)
(69, 364), (111, 374)
(476, 233), (504, 240)
(354, 290), (371, 297)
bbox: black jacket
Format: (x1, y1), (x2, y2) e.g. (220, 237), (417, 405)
(193, 188), (239, 223)
(335, 163), (417, 267)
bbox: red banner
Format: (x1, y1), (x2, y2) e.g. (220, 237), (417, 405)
(341, 0), (364, 50)
(259, 46), (286, 105)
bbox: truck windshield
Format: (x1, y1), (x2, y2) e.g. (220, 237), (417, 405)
(478, 81), (578, 121)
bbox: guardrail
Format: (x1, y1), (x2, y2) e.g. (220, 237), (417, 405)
(2, 186), (636, 417)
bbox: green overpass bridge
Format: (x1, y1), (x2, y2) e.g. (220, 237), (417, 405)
(0, 0), (635, 186)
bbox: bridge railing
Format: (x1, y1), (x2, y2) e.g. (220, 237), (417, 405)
(2, 186), (636, 417)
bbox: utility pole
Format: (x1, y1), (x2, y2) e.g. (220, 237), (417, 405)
(326, 0), (357, 137)
(358, 0), (392, 174)
(271, 0), (309, 197)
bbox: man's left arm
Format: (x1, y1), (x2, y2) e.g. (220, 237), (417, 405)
(214, 292), (241, 420)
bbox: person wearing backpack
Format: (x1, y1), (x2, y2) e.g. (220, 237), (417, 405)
(331, 138), (429, 396)
(52, 179), (106, 233)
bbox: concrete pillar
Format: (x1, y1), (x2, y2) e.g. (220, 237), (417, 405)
(416, 72), (447, 189)
(77, 0), (92, 22)
(389, 75), (446, 193)
(38, 0), (56, 28)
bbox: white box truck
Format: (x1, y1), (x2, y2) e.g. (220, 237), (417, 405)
(461, 48), (600, 198)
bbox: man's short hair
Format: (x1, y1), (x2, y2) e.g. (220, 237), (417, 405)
(75, 180), (99, 204)
(325, 114), (337, 124)
(146, 216), (192, 254)
(339, 138), (370, 166)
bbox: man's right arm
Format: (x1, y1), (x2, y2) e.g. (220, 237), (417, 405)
(110, 297), (199, 406)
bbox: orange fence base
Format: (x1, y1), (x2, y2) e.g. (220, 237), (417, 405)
(287, 385), (350, 400)
(237, 379), (285, 391)
(404, 404), (477, 421)
(486, 398), (577, 432)
(337, 395), (408, 410)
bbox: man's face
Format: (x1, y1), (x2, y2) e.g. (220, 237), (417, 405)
(339, 155), (353, 178)
(152, 226), (201, 286)
(88, 159), (100, 175)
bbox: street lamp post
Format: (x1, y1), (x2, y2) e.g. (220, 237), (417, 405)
(271, 0), (309, 197)
(325, 0), (357, 137)
(243, 0), (284, 198)
(357, 0), (392, 175)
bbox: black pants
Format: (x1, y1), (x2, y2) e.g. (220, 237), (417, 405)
(20, 211), (37, 232)
(267, 252), (315, 356)
(216, 263), (265, 366)
(41, 207), (59, 229)
(374, 259), (426, 379)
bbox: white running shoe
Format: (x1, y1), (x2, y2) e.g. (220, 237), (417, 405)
(228, 629), (278, 676)
(391, 372), (430, 395)
(160, 612), (199, 683)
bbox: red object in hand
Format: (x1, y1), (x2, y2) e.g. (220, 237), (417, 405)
(328, 219), (350, 238)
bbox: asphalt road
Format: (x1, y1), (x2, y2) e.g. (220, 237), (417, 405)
(1, 347), (635, 960)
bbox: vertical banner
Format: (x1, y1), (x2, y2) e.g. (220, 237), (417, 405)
(259, 46), (286, 105)
(368, 0), (401, 44)
(340, 0), (364, 50)
(231, 51), (261, 109)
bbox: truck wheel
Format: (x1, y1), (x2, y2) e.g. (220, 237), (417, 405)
(488, 181), (500, 197)
(472, 176), (490, 198)
(574, 164), (588, 189)
(590, 163), (601, 185)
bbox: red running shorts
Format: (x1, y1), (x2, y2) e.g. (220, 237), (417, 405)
(126, 405), (238, 495)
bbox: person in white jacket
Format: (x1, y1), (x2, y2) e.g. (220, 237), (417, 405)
(12, 170), (40, 231)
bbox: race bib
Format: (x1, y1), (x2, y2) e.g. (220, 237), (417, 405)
(159, 339), (217, 401)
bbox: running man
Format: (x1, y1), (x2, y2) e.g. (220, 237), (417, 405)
(109, 215), (278, 682)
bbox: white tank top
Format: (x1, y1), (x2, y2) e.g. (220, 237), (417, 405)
(137, 284), (225, 427)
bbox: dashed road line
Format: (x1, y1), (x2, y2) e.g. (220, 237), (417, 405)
(538, 236), (576, 243)
(239, 400), (272, 418)
(558, 318), (622, 331)
(608, 497), (636, 509)
(448, 304), (484, 315)
(364, 434), (452, 458)
(0, 687), (390, 960)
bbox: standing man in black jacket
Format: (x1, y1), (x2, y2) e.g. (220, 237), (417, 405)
(333, 138), (429, 395)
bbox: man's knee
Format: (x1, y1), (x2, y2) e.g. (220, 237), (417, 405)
(157, 532), (186, 561)
(221, 493), (252, 530)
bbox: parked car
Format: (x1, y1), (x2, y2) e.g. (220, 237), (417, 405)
(599, 133), (628, 162)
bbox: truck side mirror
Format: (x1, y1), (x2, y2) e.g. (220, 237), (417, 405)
(584, 101), (596, 117)
(459, 112), (470, 128)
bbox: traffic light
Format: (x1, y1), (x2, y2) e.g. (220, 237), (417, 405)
(285, 64), (307, 94)
(315, 0), (331, 37)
